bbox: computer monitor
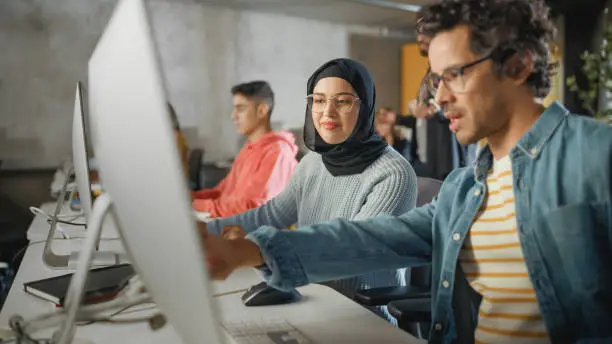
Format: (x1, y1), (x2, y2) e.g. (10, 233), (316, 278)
(72, 81), (94, 223)
(41, 82), (120, 270)
(87, 0), (223, 343)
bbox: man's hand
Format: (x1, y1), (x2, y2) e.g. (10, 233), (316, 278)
(222, 225), (247, 240)
(408, 99), (438, 119)
(192, 189), (221, 200)
(197, 222), (263, 280)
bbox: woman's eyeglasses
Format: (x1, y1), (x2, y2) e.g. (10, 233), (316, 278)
(306, 94), (360, 114)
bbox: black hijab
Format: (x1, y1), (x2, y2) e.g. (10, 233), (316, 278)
(303, 58), (388, 176)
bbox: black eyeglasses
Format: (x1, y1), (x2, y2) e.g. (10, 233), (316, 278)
(426, 55), (491, 95)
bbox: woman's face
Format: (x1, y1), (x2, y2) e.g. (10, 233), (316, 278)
(309, 77), (360, 145)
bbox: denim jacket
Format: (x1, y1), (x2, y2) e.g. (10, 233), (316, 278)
(247, 102), (612, 343)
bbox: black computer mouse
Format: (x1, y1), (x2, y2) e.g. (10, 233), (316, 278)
(241, 282), (302, 307)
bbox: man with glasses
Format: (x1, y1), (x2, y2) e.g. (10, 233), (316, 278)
(202, 0), (612, 342)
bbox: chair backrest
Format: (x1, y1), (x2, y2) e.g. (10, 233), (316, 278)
(188, 148), (204, 190)
(416, 177), (443, 207)
(409, 177), (443, 287)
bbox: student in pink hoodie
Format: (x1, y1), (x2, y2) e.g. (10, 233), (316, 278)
(193, 81), (298, 218)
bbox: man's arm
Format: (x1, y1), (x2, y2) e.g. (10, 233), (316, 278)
(194, 147), (295, 217)
(205, 177), (299, 235)
(192, 188), (221, 200)
(192, 174), (228, 200)
(245, 203), (435, 291)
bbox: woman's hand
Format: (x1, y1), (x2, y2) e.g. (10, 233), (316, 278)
(198, 222), (264, 280)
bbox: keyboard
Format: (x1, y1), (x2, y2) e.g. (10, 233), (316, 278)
(222, 319), (311, 344)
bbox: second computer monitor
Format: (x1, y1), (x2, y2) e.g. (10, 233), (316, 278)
(72, 81), (94, 223)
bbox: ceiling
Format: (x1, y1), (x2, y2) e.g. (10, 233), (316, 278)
(192, 0), (581, 38)
(195, 0), (434, 35)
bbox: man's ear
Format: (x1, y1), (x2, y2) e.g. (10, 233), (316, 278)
(256, 103), (270, 120)
(504, 50), (534, 85)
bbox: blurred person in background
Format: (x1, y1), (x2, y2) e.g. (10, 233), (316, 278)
(375, 107), (428, 176)
(406, 15), (474, 180)
(193, 81), (298, 218)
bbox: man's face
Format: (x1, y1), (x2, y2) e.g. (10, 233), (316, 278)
(375, 109), (396, 136)
(379, 109), (397, 126)
(429, 25), (513, 145)
(231, 94), (266, 136)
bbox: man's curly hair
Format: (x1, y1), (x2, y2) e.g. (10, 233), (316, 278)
(419, 0), (557, 98)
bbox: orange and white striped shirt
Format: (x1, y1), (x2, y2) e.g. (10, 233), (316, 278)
(460, 155), (549, 344)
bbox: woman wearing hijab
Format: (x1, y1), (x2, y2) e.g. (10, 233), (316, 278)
(206, 58), (417, 322)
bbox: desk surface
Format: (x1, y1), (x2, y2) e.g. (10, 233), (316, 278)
(1, 204), (425, 344)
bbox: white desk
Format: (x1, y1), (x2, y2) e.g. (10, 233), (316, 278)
(1, 204), (425, 344)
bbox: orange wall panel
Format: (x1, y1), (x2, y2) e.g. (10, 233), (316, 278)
(401, 43), (430, 115)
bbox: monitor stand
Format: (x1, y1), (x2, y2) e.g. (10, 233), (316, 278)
(42, 167), (120, 269)
(11, 193), (146, 344)
(53, 192), (114, 344)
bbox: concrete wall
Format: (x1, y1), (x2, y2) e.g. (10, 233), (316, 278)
(0, 0), (350, 169)
(349, 34), (407, 112)
(0, 0), (117, 169)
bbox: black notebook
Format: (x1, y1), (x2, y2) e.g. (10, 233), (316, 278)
(23, 264), (135, 307)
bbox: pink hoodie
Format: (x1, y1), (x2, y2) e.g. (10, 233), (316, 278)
(193, 131), (298, 218)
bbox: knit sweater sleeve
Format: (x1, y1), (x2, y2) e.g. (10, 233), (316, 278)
(353, 155), (418, 221)
(205, 155), (309, 235)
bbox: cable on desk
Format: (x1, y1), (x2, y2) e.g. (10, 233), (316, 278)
(6, 286), (250, 342)
(29, 206), (124, 240)
(19, 291), (152, 335)
(9, 241), (46, 269)
(0, 339), (51, 344)
(1, 316), (52, 344)
(3, 295), (153, 344)
(0, 336), (52, 344)
(29, 207), (83, 223)
(212, 288), (249, 298)
(45, 218), (86, 227)
(76, 302), (158, 326)
(29, 207), (77, 239)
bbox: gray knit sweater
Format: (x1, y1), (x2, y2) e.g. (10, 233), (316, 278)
(207, 146), (417, 303)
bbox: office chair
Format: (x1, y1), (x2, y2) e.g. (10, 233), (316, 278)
(188, 148), (204, 190)
(387, 266), (480, 344)
(355, 177), (479, 342)
(354, 177), (442, 337)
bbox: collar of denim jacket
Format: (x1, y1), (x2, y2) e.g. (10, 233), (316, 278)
(472, 101), (570, 182)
